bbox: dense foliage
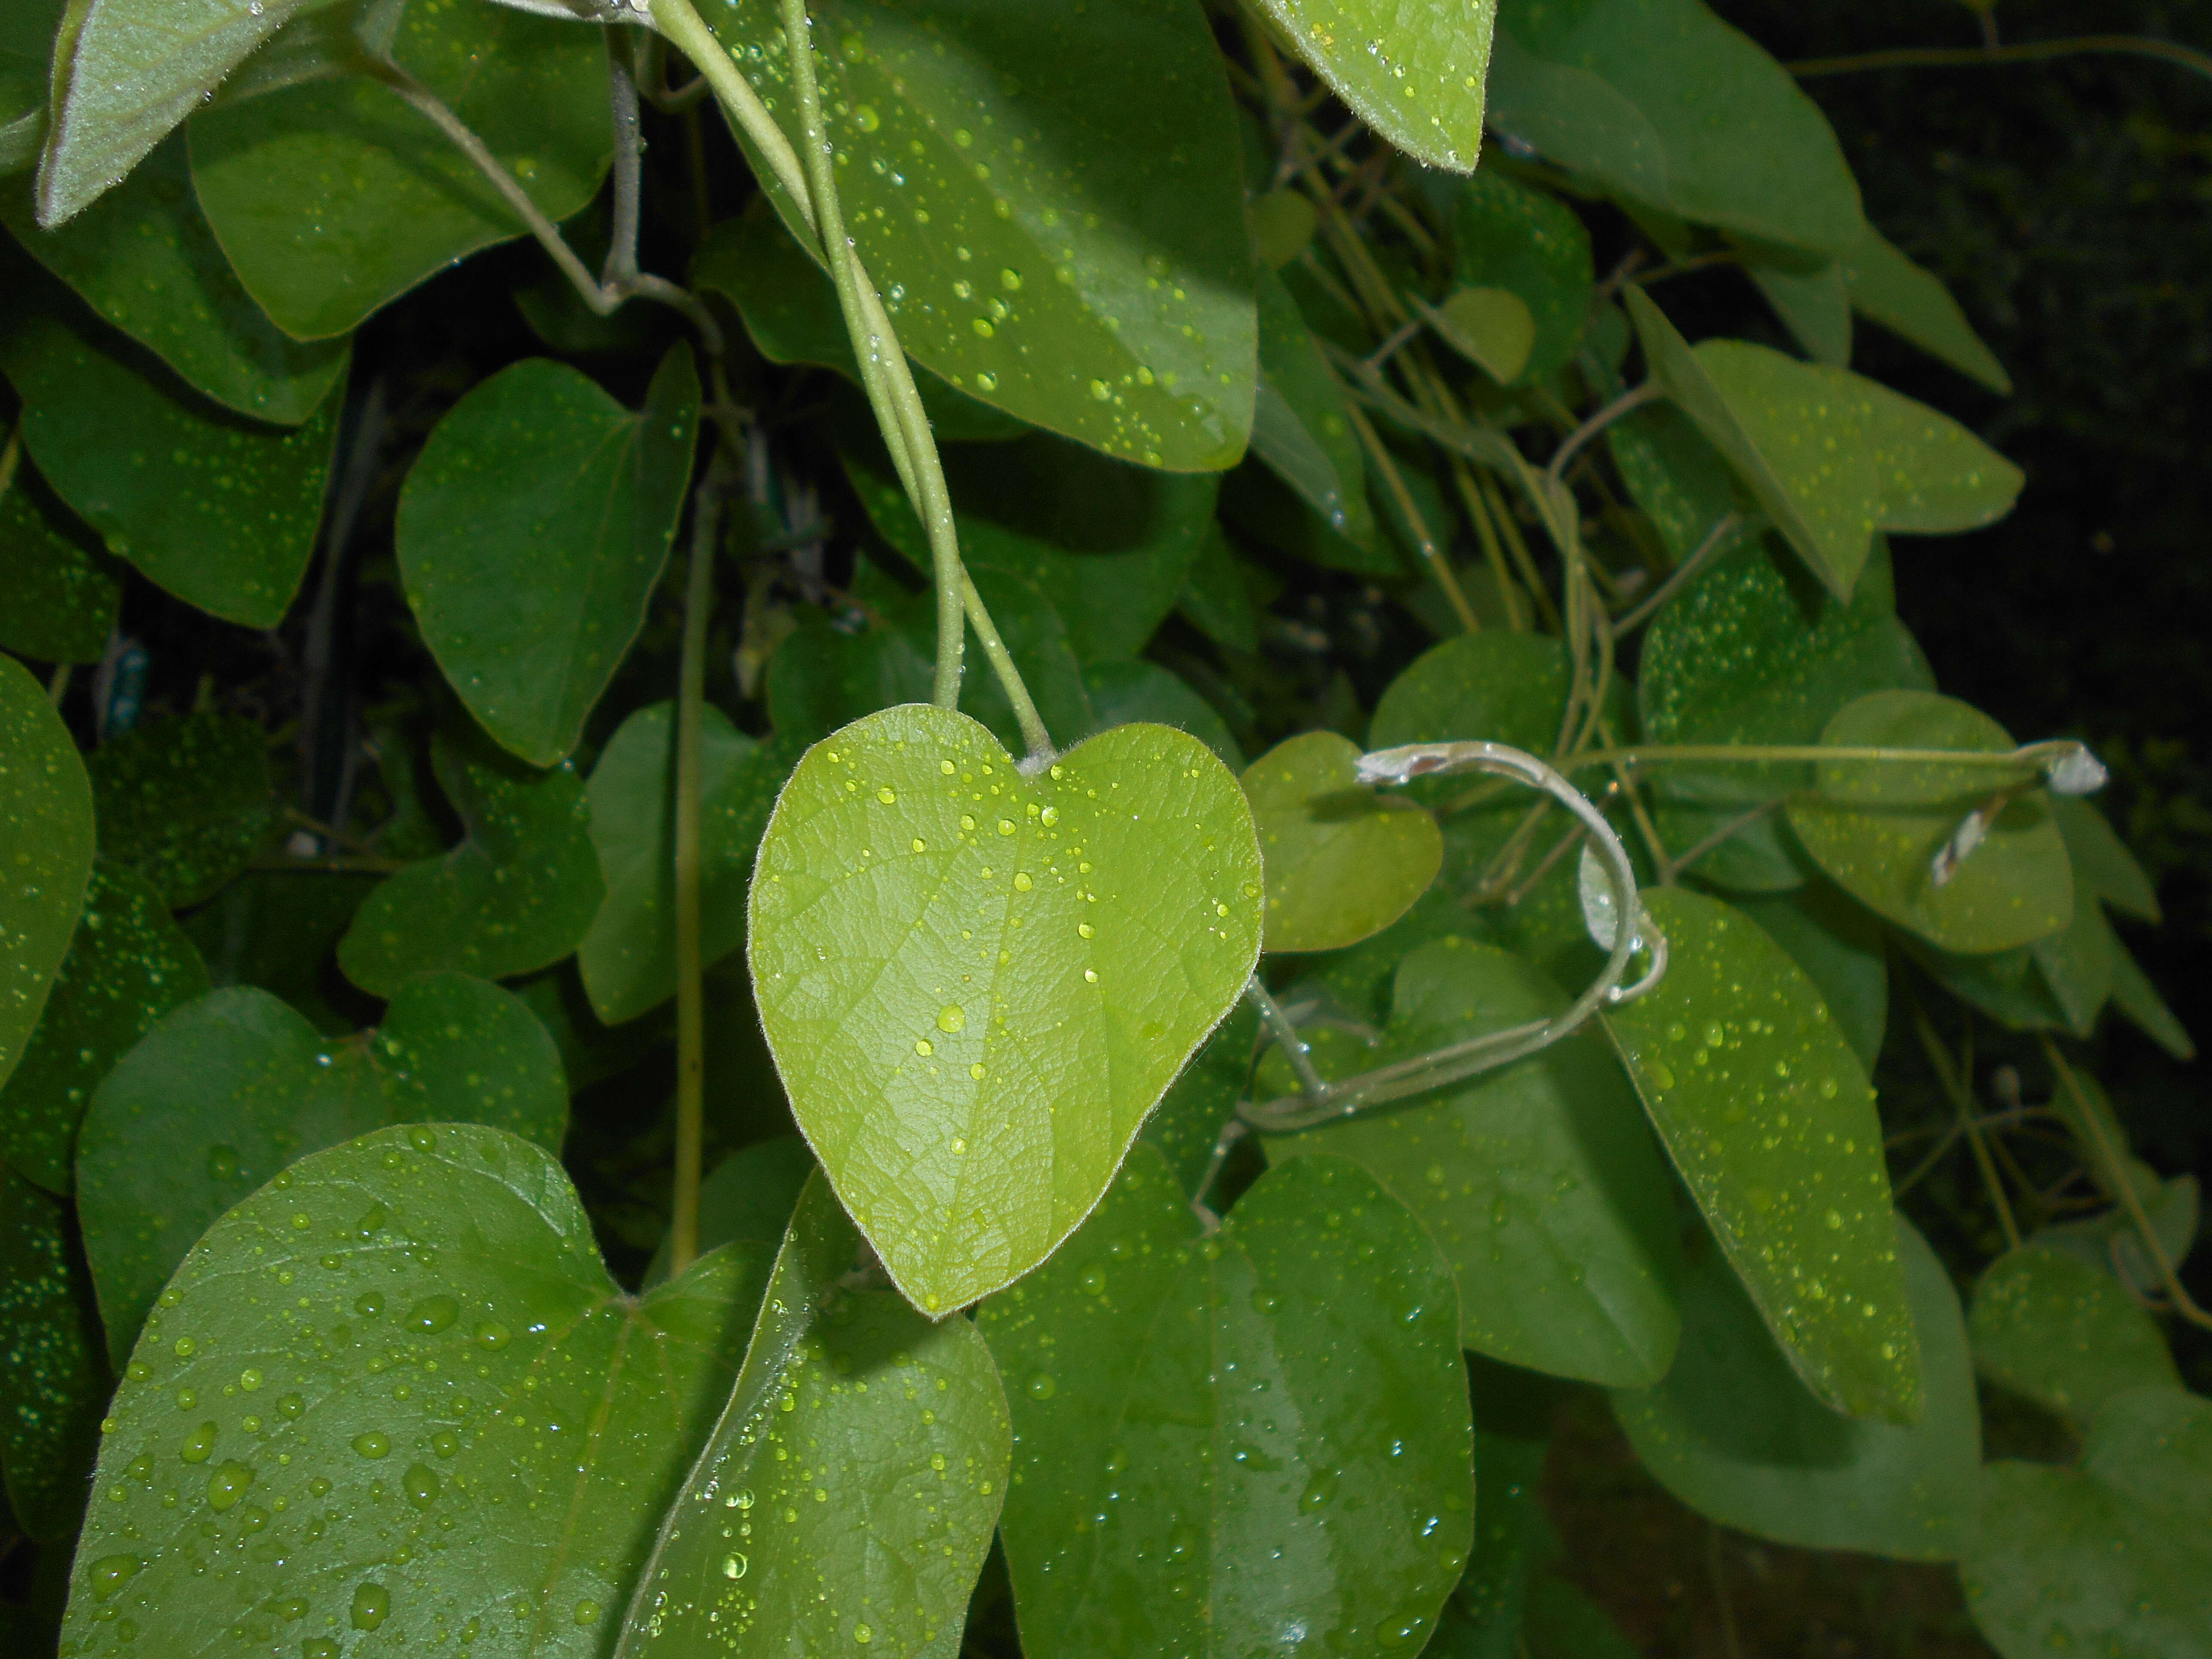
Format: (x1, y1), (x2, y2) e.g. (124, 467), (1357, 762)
(0, 0), (2204, 1655)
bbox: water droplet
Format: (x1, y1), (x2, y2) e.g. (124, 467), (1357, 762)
(350, 1582), (390, 1632)
(975, 371), (999, 392)
(206, 1145), (239, 1182)
(972, 318), (994, 338)
(206, 1460), (254, 1512)
(574, 1600), (601, 1626)
(239, 1367), (263, 1392)
(1000, 267), (1023, 292)
(304, 1641), (339, 1659)
(354, 1203), (386, 1237)
(876, 786), (897, 804)
(405, 1294), (459, 1334)
(969, 1063), (986, 1080)
(88, 1554), (140, 1599)
(915, 1037), (935, 1057)
(173, 1336), (196, 1358)
(1084, 969), (1098, 984)
(1013, 872), (1033, 892)
(180, 1422), (218, 1463)
(1089, 380), (1112, 401)
(853, 104), (879, 131)
(1026, 1373), (1057, 1400)
(475, 1322), (510, 1349)
(277, 1393), (304, 1419)
(404, 1464), (439, 1508)
(356, 1291), (384, 1319)
(1078, 923), (1094, 939)
(432, 1428), (462, 1458)
(855, 1625), (874, 1644)
(997, 819), (1016, 836)
(936, 1005), (966, 1034)
(352, 1431), (392, 1460)
(1079, 1267), (1106, 1295)
(407, 1125), (436, 1152)
(1299, 1466), (1337, 1513)
(722, 1553), (748, 1579)
(1039, 805), (1059, 826)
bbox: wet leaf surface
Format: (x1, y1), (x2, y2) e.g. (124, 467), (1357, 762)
(1967, 1246), (2180, 1427)
(0, 654), (95, 1098)
(86, 712), (274, 908)
(0, 1164), (109, 1541)
(0, 447), (124, 668)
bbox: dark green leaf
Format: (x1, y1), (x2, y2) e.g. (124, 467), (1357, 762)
(1079, 659), (1242, 770)
(2109, 939), (2194, 1060)
(766, 606), (934, 750)
(1962, 1388), (2212, 1659)
(86, 712), (274, 908)
(1487, 0), (1862, 255)
(78, 974), (567, 1362)
(1426, 1363), (1559, 1659)
(0, 441), (119, 666)
(1243, 730), (1443, 953)
(1605, 401), (1745, 568)
(2050, 796), (2158, 924)
(182, 869), (380, 1036)
(187, 2), (611, 340)
(1838, 227), (2009, 395)
(1431, 286), (1535, 385)
(0, 863), (208, 1194)
(614, 1173), (1010, 1659)
(1255, 0), (1492, 170)
(1370, 632), (1568, 761)
(1252, 264), (1373, 547)
(978, 1147), (1473, 1659)
(65, 1121), (767, 1656)
(579, 701), (784, 1027)
(1613, 1215), (1979, 1559)
(2034, 1173), (2199, 1304)
(1738, 246), (1852, 366)
(0, 1164), (107, 1540)
(1967, 1246), (2179, 1426)
(1448, 172), (1593, 386)
(1604, 887), (1919, 1422)
(1139, 1000), (1256, 1197)
(0, 653), (94, 1097)
(1522, 1576), (1640, 1659)
(642, 1135), (816, 1288)
(697, 0), (1255, 471)
(750, 706), (1263, 1312)
(0, 249), (339, 627)
(2, 136), (346, 422)
(1175, 521), (1261, 653)
(1730, 884), (1887, 1071)
(1788, 690), (2074, 954)
(1267, 937), (1681, 1387)
(0, 0), (62, 176)
(398, 348), (701, 767)
(337, 726), (605, 998)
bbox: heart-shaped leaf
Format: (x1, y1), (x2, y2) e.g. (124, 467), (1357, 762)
(338, 726), (605, 998)
(1446, 170), (1593, 387)
(0, 442), (122, 666)
(1264, 937), (1682, 1387)
(78, 975), (567, 1362)
(1255, 0), (1494, 172)
(696, 0), (1255, 471)
(978, 1146), (1474, 1659)
(0, 863), (208, 1194)
(615, 1173), (1010, 1657)
(1434, 286), (1537, 384)
(0, 251), (340, 628)
(1627, 290), (2023, 599)
(1839, 226), (2009, 395)
(1967, 1246), (2180, 1427)
(1243, 731), (1442, 953)
(1962, 1388), (2212, 1659)
(86, 712), (275, 908)
(1613, 1215), (1980, 1561)
(0, 1164), (108, 1540)
(398, 349), (701, 767)
(748, 705), (1263, 1313)
(63, 1121), (768, 1656)
(1604, 887), (1920, 1423)
(187, 0), (610, 340)
(0, 653), (94, 1097)
(1787, 690), (2074, 954)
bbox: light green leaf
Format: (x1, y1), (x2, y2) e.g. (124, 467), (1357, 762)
(398, 348), (700, 767)
(86, 711), (274, 908)
(1447, 170), (1592, 386)
(0, 251), (339, 627)
(1967, 1246), (2180, 1426)
(0, 863), (208, 1194)
(1739, 247), (1852, 366)
(697, 0), (1255, 471)
(1839, 227), (2009, 395)
(1788, 690), (2074, 954)
(1434, 287), (1537, 385)
(1255, 0), (1491, 170)
(1613, 1215), (1979, 1560)
(748, 705), (1263, 1313)
(1962, 1388), (2212, 1659)
(1603, 886), (1919, 1422)
(1626, 289), (2022, 597)
(842, 431), (1215, 666)
(34, 0), (321, 226)
(0, 653), (94, 1098)
(64, 1121), (767, 1657)
(2, 136), (347, 422)
(579, 702), (784, 1028)
(338, 726), (606, 998)
(1370, 632), (1568, 761)
(1731, 884), (1887, 1070)
(1267, 937), (1681, 1387)
(77, 973), (566, 1362)
(2051, 796), (2159, 924)
(1243, 730), (1442, 953)
(187, 1), (611, 340)
(0, 441), (119, 666)
(614, 1173), (1010, 1659)
(1138, 1000), (1256, 1197)
(1252, 263), (1373, 546)
(1079, 659), (1242, 770)
(1487, 0), (1862, 255)
(0, 1163), (107, 1540)
(978, 1146), (1474, 1659)
(642, 1135), (817, 1288)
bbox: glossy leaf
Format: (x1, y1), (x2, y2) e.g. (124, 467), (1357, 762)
(1604, 887), (1919, 1423)
(697, 0), (1255, 471)
(641, 1136), (817, 1288)
(617, 1174), (1010, 1656)
(0, 863), (208, 1194)
(1839, 227), (2009, 395)
(1962, 1388), (2212, 1659)
(750, 707), (1261, 1312)
(1267, 937), (1681, 1387)
(978, 1147), (1474, 1659)
(1613, 1215), (1978, 1560)
(85, 712), (274, 908)
(1252, 263), (1373, 547)
(1487, 0), (1862, 255)
(842, 431), (1215, 666)
(1256, 0), (1492, 170)
(1732, 884), (1887, 1070)
(580, 702), (784, 1027)
(1243, 730), (1442, 953)
(63, 1122), (766, 1656)
(1080, 660), (1241, 770)
(1788, 690), (2074, 954)
(1967, 1246), (2180, 1426)
(1447, 171), (1592, 386)
(0, 653), (94, 1097)
(398, 348), (701, 767)
(0, 1164), (107, 1540)
(77, 974), (567, 1361)
(0, 443), (119, 666)
(2, 137), (347, 423)
(338, 727), (606, 998)
(187, 1), (610, 340)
